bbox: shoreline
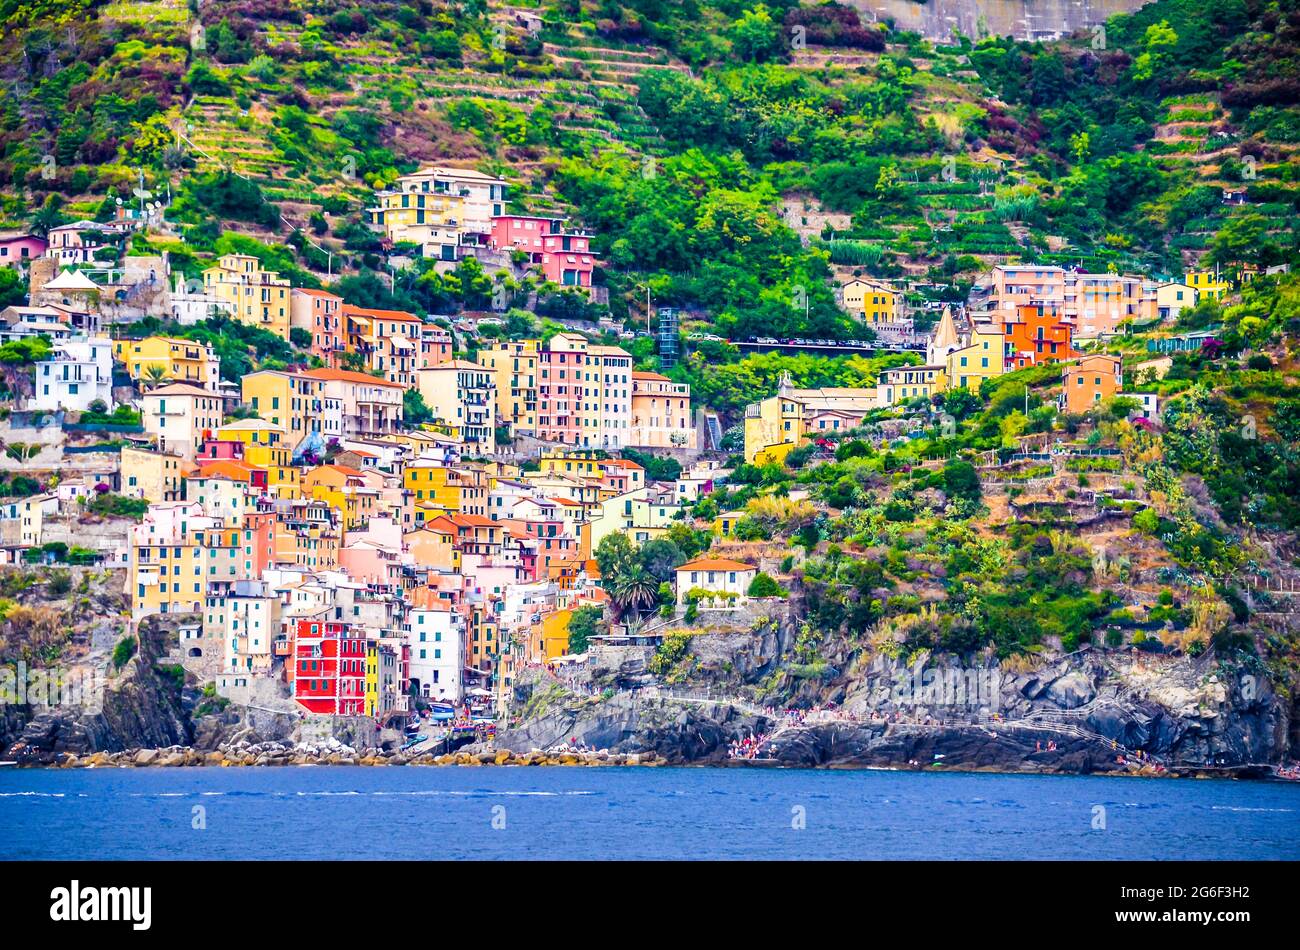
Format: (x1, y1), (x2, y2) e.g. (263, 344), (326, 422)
(1, 747), (1284, 781)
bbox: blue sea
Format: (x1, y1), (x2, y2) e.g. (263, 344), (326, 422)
(1, 766), (1296, 860)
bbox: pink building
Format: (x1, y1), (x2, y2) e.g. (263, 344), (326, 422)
(0, 232), (47, 266)
(490, 215), (596, 288)
(291, 288), (344, 368)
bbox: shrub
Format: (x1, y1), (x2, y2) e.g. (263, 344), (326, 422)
(747, 572), (787, 598)
(112, 635), (137, 670)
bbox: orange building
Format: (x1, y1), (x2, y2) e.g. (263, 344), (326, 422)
(1005, 304), (1077, 369)
(1061, 355), (1122, 414)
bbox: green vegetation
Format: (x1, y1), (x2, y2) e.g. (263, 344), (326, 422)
(112, 635), (137, 670)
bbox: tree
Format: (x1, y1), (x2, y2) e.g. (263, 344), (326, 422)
(404, 388), (433, 426)
(1131, 20), (1178, 83)
(142, 364), (170, 389)
(0, 267), (24, 309)
(747, 572), (787, 598)
(942, 460), (982, 505)
(638, 537), (685, 584)
(567, 605), (603, 654)
(594, 533), (638, 591)
(611, 568), (660, 620)
(728, 4), (783, 63)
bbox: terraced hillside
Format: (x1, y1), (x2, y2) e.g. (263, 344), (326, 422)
(0, 0), (1296, 332)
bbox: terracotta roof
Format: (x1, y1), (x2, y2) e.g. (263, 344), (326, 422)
(675, 557), (756, 572)
(196, 460), (258, 482)
(293, 288), (342, 299)
(318, 464), (368, 478)
(341, 304), (422, 323)
(632, 371), (670, 381)
(445, 513), (495, 527)
(145, 383), (210, 397)
(300, 367), (405, 388)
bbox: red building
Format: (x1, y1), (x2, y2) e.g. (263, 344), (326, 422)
(490, 215), (596, 288)
(1005, 303), (1077, 369)
(292, 619), (367, 715)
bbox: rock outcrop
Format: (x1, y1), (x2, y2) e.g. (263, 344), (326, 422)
(493, 630), (1293, 775)
(3, 615), (192, 765)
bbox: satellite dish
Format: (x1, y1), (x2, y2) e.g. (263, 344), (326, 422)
(133, 187), (152, 200)
(115, 197), (123, 205)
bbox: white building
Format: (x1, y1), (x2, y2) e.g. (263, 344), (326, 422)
(29, 336), (115, 412)
(406, 605), (464, 702)
(673, 557), (757, 608)
(221, 580), (280, 675)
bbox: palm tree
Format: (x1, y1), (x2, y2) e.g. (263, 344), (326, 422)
(611, 569), (660, 621)
(142, 364), (170, 390)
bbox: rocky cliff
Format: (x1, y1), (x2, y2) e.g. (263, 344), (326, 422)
(2, 614), (193, 765)
(495, 620), (1294, 776)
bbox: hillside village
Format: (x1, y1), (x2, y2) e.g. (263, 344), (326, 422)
(0, 0), (1296, 771)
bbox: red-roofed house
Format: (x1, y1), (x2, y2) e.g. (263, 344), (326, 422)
(300, 367), (405, 438)
(674, 557), (757, 608)
(342, 304), (425, 385)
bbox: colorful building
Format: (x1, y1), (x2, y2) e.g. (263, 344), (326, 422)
(300, 368), (404, 439)
(141, 383), (224, 460)
(290, 288), (345, 368)
(291, 619), (367, 716)
(202, 254), (292, 339)
(1185, 270), (1230, 303)
(1005, 304), (1076, 369)
(479, 339), (539, 435)
(841, 278), (901, 325)
(630, 372), (695, 448)
(114, 336), (220, 390)
(536, 334), (633, 449)
(416, 360), (497, 452)
(1062, 354), (1123, 414)
(490, 215), (596, 289)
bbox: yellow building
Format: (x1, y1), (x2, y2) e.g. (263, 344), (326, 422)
(742, 373), (880, 462)
(202, 254), (292, 339)
(301, 464), (378, 530)
(404, 462), (488, 525)
(1156, 282), (1198, 320)
(114, 336), (220, 390)
(121, 446), (190, 502)
(366, 189), (465, 259)
(1185, 270), (1230, 303)
(713, 510), (746, 538)
(841, 278), (901, 325)
(943, 326), (1005, 393)
(129, 509), (246, 621)
(364, 641), (380, 717)
(879, 364), (945, 406)
(241, 370), (323, 448)
(479, 339), (539, 434)
(216, 420), (297, 494)
(528, 608), (573, 664)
